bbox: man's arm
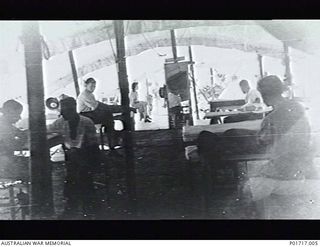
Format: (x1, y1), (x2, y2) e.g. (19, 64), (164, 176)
(257, 116), (274, 146)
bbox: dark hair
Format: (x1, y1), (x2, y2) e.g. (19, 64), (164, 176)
(132, 82), (139, 91)
(1, 100), (23, 113)
(60, 97), (77, 108)
(84, 78), (96, 85)
(257, 75), (284, 97)
(239, 80), (249, 87)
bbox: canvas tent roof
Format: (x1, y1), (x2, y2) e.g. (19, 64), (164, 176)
(2, 20), (320, 100)
(258, 20), (320, 55)
(39, 20), (290, 94)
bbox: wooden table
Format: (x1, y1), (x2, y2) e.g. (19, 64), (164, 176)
(182, 119), (262, 144)
(204, 109), (269, 120)
(209, 99), (245, 112)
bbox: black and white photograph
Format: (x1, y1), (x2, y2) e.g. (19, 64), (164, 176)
(1, 20), (320, 223)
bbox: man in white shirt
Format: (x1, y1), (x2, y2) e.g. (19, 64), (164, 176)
(77, 78), (116, 149)
(224, 80), (265, 123)
(239, 79), (264, 111)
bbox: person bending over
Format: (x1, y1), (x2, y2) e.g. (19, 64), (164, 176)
(48, 97), (100, 218)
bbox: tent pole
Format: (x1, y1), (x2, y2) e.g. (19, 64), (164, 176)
(68, 50), (80, 96)
(283, 41), (292, 85)
(22, 21), (54, 219)
(114, 20), (137, 216)
(257, 54), (264, 78)
(170, 29), (178, 62)
(188, 46), (199, 120)
(210, 68), (215, 100)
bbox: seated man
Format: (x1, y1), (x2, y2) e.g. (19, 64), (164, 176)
(0, 100), (28, 180)
(130, 82), (152, 123)
(224, 79), (265, 123)
(47, 97), (100, 218)
(239, 79), (264, 111)
(198, 75), (315, 211)
(77, 77), (116, 149)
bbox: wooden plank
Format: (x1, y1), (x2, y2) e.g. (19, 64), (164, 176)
(165, 56), (185, 63)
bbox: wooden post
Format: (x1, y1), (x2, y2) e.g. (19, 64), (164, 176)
(146, 78), (149, 96)
(257, 54), (264, 79)
(114, 20), (137, 216)
(170, 30), (178, 62)
(22, 21), (54, 219)
(210, 68), (214, 100)
(9, 186), (15, 220)
(68, 50), (80, 96)
(283, 41), (292, 85)
(188, 46), (199, 120)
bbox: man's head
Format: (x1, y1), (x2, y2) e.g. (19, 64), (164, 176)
(257, 75), (284, 106)
(84, 78), (96, 93)
(59, 97), (78, 121)
(132, 82), (139, 91)
(1, 100), (23, 124)
(239, 80), (250, 94)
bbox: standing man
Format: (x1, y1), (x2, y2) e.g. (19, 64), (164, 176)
(0, 100), (29, 180)
(47, 97), (100, 219)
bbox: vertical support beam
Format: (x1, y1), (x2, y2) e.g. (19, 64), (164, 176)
(9, 186), (15, 220)
(283, 41), (292, 85)
(188, 46), (199, 120)
(210, 68), (214, 100)
(114, 20), (137, 216)
(22, 21), (54, 219)
(68, 50), (80, 96)
(170, 29), (178, 62)
(257, 54), (264, 79)
(146, 78), (149, 96)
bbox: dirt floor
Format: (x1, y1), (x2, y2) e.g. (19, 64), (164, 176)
(47, 129), (258, 220)
(3, 129), (320, 220)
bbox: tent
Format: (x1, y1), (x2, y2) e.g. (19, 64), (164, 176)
(2, 20), (320, 117)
